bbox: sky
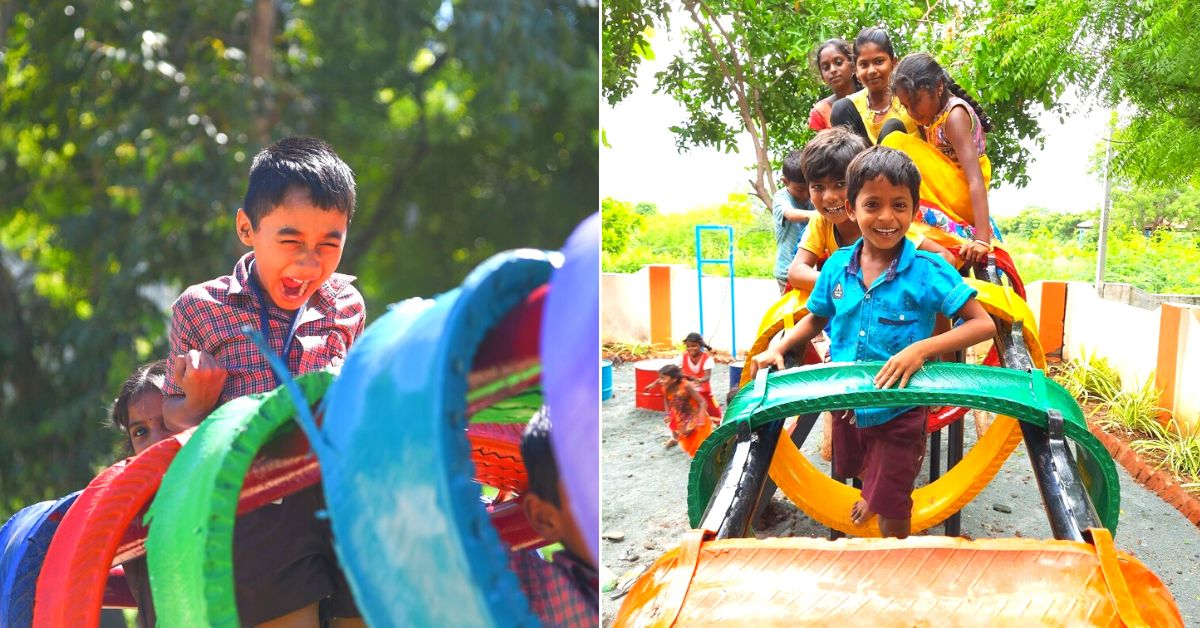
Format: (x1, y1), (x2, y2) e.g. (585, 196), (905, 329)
(600, 22), (1112, 217)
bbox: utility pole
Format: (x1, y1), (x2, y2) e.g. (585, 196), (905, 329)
(1095, 114), (1115, 292)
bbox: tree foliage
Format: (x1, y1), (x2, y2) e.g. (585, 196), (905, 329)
(1083, 2), (1200, 184)
(0, 0), (596, 514)
(603, 0), (1095, 204)
(602, 0), (668, 105)
(601, 197), (643, 256)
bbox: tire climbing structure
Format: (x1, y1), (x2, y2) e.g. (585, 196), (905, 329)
(616, 240), (1185, 626)
(1, 247), (573, 628)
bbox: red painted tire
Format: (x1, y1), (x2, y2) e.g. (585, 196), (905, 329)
(33, 433), (185, 627)
(469, 422), (527, 494)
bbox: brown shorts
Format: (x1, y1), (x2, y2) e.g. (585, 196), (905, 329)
(233, 484), (360, 624)
(832, 407), (928, 520)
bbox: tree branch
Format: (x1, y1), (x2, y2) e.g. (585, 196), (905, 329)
(684, 0), (773, 205)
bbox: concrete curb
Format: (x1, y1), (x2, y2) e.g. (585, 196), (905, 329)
(1088, 423), (1200, 527)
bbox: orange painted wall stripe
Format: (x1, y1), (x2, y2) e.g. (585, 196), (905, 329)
(1156, 304), (1183, 422)
(1038, 281), (1067, 359)
(648, 265), (673, 347)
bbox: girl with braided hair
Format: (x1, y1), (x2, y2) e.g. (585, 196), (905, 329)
(886, 52), (1002, 263)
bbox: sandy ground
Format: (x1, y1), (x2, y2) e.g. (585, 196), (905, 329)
(600, 361), (1200, 626)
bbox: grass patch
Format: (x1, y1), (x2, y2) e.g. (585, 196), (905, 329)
(1054, 352), (1121, 405)
(1093, 376), (1162, 435)
(1133, 419), (1200, 479)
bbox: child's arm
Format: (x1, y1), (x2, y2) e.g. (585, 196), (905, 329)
(786, 248), (822, 292)
(775, 193), (816, 225)
(748, 312), (828, 378)
(874, 297), (994, 389)
(163, 350), (228, 431)
(944, 107), (991, 262)
(916, 237), (956, 267)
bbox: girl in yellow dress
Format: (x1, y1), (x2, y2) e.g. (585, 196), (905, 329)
(829, 27), (917, 146)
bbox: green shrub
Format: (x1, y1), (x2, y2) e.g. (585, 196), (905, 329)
(1132, 419), (1200, 479)
(1093, 376), (1162, 434)
(603, 197), (1200, 295)
(602, 197), (644, 256)
(1056, 352), (1121, 405)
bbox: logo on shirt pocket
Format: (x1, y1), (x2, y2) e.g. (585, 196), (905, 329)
(833, 283), (843, 300)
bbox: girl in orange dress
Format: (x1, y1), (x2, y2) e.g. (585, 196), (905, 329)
(677, 332), (722, 424)
(643, 364), (712, 457)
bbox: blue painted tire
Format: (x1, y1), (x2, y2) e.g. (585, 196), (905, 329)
(320, 249), (554, 627)
(0, 492), (81, 627)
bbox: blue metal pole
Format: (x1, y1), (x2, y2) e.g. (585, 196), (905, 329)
(695, 226), (704, 339)
(727, 226), (736, 358)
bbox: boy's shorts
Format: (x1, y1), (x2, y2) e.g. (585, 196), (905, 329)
(831, 407), (928, 520)
(234, 484), (360, 624)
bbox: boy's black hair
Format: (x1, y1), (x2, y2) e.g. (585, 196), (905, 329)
(892, 53), (993, 133)
(800, 127), (868, 183)
(242, 137), (357, 228)
(846, 146), (922, 209)
(682, 332), (713, 352)
(781, 150), (805, 184)
(109, 360), (167, 435)
(854, 26), (896, 58)
(521, 407), (561, 507)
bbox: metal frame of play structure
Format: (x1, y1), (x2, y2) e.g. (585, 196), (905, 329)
(693, 224), (736, 359)
(616, 239), (1185, 625)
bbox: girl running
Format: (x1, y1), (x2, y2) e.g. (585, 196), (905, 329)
(644, 365), (712, 457)
(677, 332), (722, 423)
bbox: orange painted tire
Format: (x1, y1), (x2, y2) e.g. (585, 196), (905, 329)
(33, 434), (185, 627)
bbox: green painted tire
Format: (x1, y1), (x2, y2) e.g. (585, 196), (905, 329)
(688, 363), (1120, 532)
(144, 371), (332, 627)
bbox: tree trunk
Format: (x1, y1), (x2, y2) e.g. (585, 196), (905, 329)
(249, 0), (276, 144)
(685, 1), (775, 206)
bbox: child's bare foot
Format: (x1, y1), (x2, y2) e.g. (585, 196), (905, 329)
(850, 499), (875, 526)
(663, 437), (678, 448)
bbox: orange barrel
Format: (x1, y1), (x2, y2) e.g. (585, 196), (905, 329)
(634, 358), (673, 411)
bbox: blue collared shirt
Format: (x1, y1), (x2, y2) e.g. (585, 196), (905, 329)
(806, 238), (977, 427)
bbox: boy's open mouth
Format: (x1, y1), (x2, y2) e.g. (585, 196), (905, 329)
(281, 276), (310, 300)
(872, 227), (899, 237)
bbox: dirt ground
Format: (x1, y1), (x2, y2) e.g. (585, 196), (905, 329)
(600, 361), (1200, 626)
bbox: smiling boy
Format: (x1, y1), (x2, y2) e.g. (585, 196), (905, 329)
(788, 128), (953, 292)
(163, 137), (365, 430)
(752, 146), (994, 538)
(162, 137), (366, 626)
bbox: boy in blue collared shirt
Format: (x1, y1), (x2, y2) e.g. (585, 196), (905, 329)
(750, 146), (994, 538)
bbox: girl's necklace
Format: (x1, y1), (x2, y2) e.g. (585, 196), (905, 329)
(867, 90), (892, 116)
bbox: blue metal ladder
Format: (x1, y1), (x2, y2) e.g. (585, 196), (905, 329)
(694, 225), (736, 358)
